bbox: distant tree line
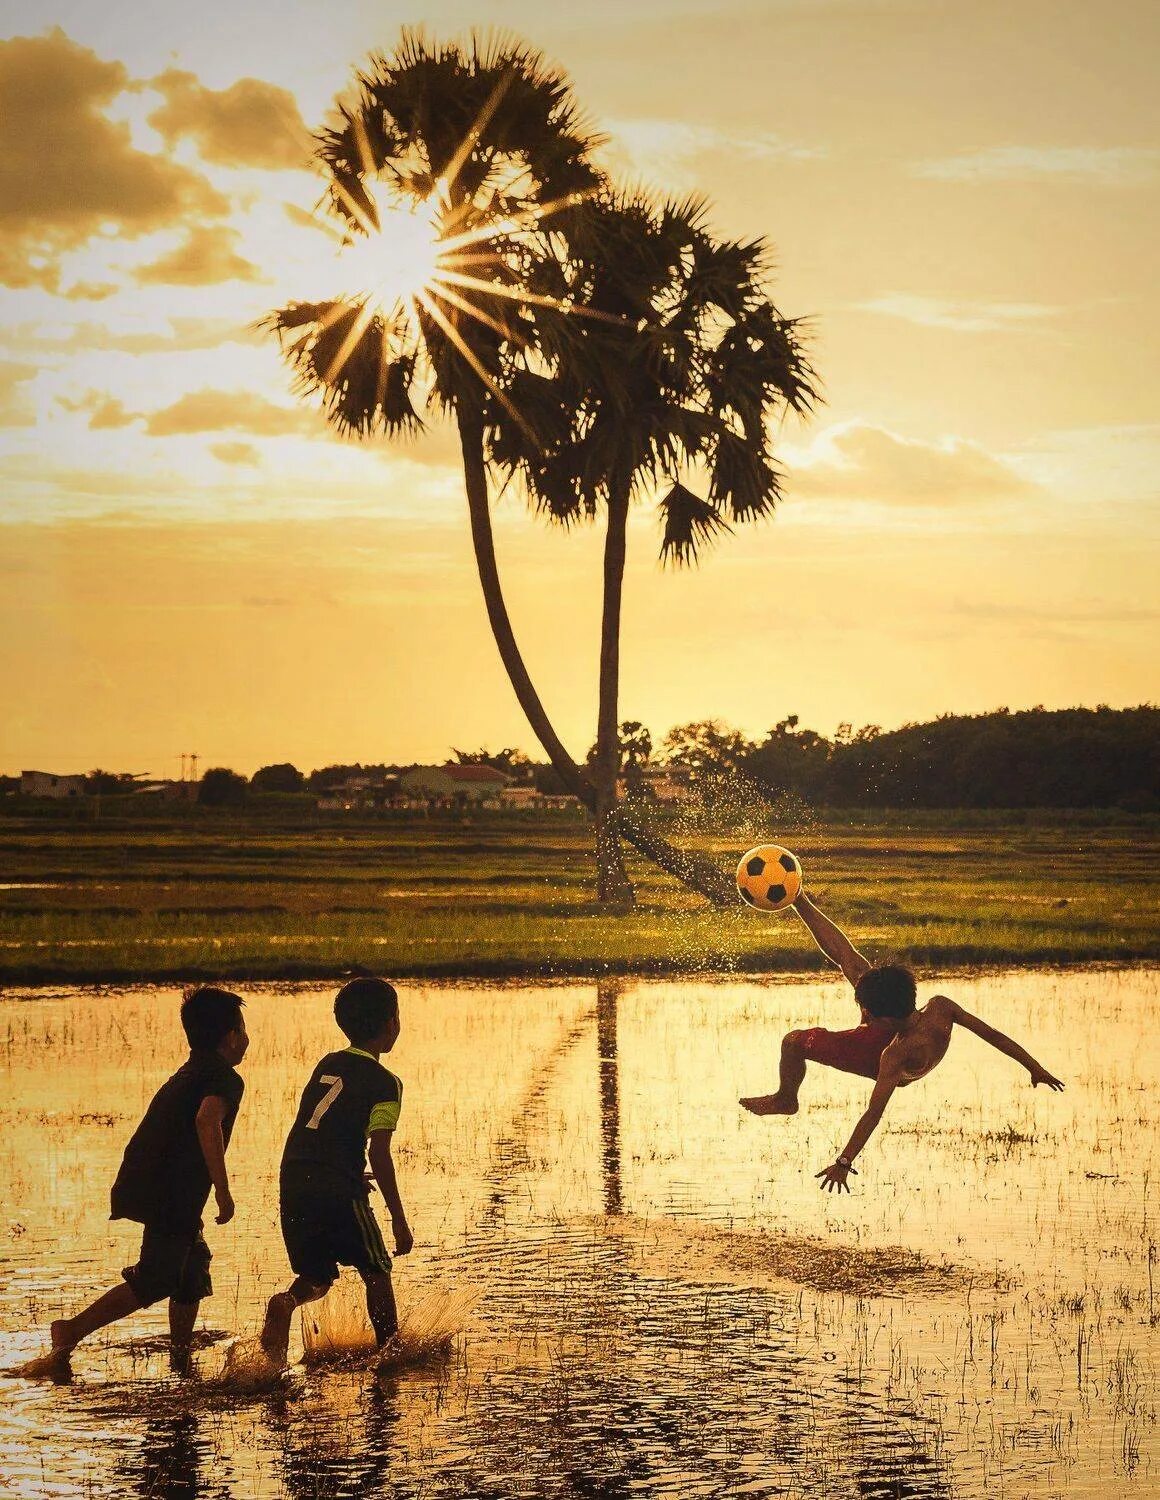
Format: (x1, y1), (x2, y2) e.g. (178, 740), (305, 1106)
(201, 705), (1155, 812)
(656, 705), (1158, 810)
(16, 705), (1142, 811)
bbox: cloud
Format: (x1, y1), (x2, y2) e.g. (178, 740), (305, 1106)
(148, 68), (312, 171)
(211, 441), (260, 466)
(786, 422), (1036, 507)
(134, 224), (262, 287)
(0, 316), (259, 356)
(144, 389), (322, 437)
(915, 146), (1160, 186)
(0, 29), (228, 290)
(63, 281), (120, 302)
(604, 116), (823, 190)
(857, 294), (1061, 333)
(0, 361), (37, 428)
(57, 390), (137, 430)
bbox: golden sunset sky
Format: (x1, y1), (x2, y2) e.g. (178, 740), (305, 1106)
(2, 0), (1157, 777)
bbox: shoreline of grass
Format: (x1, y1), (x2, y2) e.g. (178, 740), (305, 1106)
(3, 946), (1158, 988)
(2, 812), (1154, 987)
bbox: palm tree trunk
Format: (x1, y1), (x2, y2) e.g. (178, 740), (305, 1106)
(458, 410), (595, 805)
(457, 409), (734, 907)
(594, 490), (634, 909)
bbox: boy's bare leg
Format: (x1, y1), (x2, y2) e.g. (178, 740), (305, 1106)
(740, 1030), (807, 1116)
(260, 1276), (327, 1364)
(360, 1270), (398, 1347)
(50, 1282), (143, 1353)
(168, 1299), (199, 1370)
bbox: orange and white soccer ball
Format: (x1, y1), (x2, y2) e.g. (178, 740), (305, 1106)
(735, 844), (803, 911)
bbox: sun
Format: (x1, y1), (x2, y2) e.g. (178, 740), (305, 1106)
(332, 178), (445, 312)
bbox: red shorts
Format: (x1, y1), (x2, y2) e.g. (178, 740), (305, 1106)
(797, 1019), (900, 1080)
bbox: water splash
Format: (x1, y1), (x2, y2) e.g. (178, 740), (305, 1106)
(302, 1279), (476, 1371)
(210, 1335), (286, 1392)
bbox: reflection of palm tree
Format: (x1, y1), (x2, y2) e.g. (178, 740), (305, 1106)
(265, 34), (739, 907)
(596, 979), (623, 1216)
(492, 191), (816, 904)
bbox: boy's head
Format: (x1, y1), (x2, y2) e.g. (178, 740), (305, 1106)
(335, 976), (400, 1052)
(181, 985), (248, 1062)
(854, 963), (917, 1020)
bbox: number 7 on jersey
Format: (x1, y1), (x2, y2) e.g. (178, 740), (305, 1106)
(305, 1074), (343, 1130)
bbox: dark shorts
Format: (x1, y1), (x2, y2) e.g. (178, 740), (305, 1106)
(797, 1020), (900, 1080)
(122, 1226), (212, 1306)
(280, 1181), (392, 1288)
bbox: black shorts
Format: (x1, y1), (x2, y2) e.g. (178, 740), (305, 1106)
(280, 1180), (392, 1288)
(122, 1226), (212, 1306)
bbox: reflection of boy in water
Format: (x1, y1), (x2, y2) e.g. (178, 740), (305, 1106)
(50, 986), (248, 1368)
(740, 890), (1064, 1191)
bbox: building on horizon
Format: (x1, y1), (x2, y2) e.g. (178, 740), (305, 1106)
(20, 770), (88, 799)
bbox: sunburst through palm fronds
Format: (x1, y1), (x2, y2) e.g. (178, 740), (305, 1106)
(270, 50), (618, 445)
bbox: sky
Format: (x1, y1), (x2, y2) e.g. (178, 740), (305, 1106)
(1, 0), (1157, 778)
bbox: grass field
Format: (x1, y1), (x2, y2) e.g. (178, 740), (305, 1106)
(0, 806), (1155, 982)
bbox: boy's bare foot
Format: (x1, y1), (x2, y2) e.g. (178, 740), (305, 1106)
(260, 1293), (295, 1365)
(739, 1094), (799, 1116)
(49, 1319), (76, 1354)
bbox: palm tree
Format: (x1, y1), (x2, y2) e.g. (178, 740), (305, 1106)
(488, 189), (817, 904)
(264, 31), (737, 905)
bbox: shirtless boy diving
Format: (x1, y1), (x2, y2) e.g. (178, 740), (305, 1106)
(740, 888), (1064, 1192)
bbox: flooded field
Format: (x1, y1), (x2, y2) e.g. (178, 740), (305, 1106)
(0, 968), (1156, 1497)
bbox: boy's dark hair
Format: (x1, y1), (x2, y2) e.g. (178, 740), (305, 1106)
(334, 976), (399, 1046)
(854, 964), (917, 1019)
(181, 985), (245, 1049)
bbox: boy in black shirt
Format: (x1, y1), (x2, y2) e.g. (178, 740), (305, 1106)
(260, 976), (412, 1364)
(49, 986), (248, 1367)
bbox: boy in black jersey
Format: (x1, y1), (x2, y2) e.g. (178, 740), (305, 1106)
(49, 986), (248, 1369)
(260, 976), (412, 1363)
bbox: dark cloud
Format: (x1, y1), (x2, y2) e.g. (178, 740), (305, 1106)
(149, 68), (312, 171)
(135, 224), (262, 287)
(0, 29), (227, 290)
(144, 389), (323, 437)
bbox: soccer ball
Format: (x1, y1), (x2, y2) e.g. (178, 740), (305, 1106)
(736, 844), (803, 912)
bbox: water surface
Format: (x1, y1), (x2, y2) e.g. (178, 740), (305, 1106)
(0, 969), (1156, 1496)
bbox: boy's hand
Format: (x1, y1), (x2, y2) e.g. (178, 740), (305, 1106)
(815, 1160), (857, 1193)
(214, 1186), (235, 1224)
(392, 1218), (414, 1256)
(1029, 1062), (1064, 1091)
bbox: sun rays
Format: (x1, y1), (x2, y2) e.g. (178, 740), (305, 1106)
(281, 62), (612, 432)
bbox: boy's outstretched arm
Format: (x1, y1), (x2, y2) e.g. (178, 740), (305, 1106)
(792, 890), (872, 988)
(949, 1001), (1064, 1089)
(368, 1129), (413, 1255)
(195, 1095), (234, 1224)
(816, 1054), (904, 1192)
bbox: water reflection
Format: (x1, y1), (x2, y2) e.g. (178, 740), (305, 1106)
(597, 979), (623, 1217)
(275, 1376), (402, 1500)
(120, 1405), (234, 1500)
(0, 971), (1154, 1499)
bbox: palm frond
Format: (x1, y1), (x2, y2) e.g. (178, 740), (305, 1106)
(658, 482), (732, 567)
(709, 429), (781, 522)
